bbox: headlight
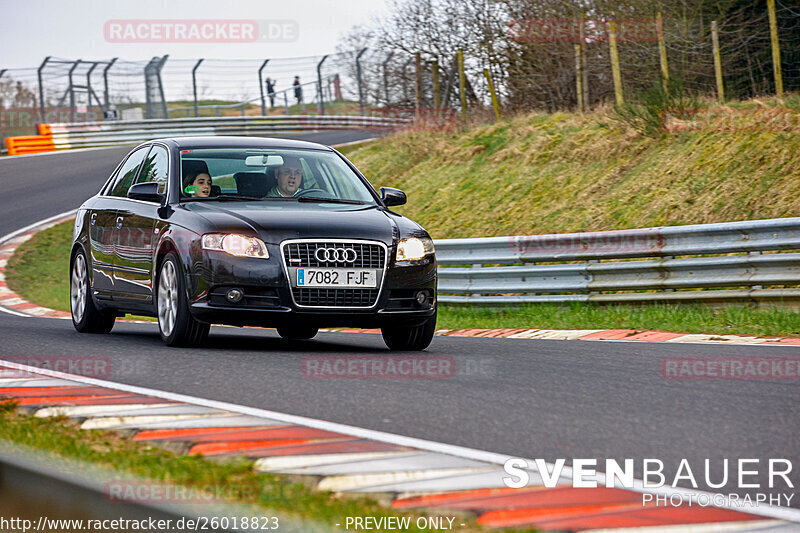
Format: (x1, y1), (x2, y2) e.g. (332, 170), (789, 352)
(202, 233), (269, 259)
(396, 237), (434, 262)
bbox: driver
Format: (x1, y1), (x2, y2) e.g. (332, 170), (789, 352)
(183, 172), (212, 197)
(268, 156), (303, 197)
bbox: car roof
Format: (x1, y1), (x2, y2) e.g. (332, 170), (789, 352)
(153, 136), (333, 151)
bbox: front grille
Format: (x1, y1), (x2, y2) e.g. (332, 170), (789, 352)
(293, 288), (379, 307)
(282, 240), (387, 308)
(283, 241), (385, 269)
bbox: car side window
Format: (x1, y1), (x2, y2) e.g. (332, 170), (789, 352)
(107, 147), (149, 197)
(135, 145), (169, 194)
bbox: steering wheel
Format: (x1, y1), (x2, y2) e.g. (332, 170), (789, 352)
(293, 188), (332, 198)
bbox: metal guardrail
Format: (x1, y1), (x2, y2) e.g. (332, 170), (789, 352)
(435, 217), (800, 304)
(4, 115), (409, 155)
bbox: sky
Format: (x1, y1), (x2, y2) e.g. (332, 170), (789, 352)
(0, 0), (387, 70)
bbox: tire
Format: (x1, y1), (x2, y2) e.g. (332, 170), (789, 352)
(381, 311), (436, 351)
(71, 248), (115, 334)
(277, 325), (319, 340)
(156, 253), (210, 347)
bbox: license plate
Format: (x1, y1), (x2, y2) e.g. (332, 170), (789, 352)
(296, 268), (378, 288)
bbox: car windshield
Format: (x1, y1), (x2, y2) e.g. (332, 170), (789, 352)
(179, 148), (376, 204)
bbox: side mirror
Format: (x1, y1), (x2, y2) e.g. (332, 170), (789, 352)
(128, 182), (164, 203)
(380, 187), (407, 207)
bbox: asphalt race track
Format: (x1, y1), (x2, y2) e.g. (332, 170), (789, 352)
(0, 132), (798, 506)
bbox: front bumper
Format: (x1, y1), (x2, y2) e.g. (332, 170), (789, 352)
(187, 249), (437, 328)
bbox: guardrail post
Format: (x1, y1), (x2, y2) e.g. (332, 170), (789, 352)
(258, 59), (269, 116)
(284, 92), (289, 115)
(102, 58), (117, 113)
(192, 59), (204, 118)
(317, 54), (329, 115)
(37, 57), (50, 123)
(382, 52), (394, 105)
(356, 48), (368, 115)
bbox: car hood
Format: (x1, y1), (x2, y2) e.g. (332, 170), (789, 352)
(182, 201), (400, 245)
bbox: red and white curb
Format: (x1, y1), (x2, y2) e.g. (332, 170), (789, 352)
(2, 212), (800, 348)
(1, 360), (797, 532)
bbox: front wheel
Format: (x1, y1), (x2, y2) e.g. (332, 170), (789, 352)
(157, 254), (209, 347)
(277, 325), (319, 340)
(71, 249), (115, 333)
(381, 312), (436, 351)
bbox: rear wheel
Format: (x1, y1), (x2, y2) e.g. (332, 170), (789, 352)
(157, 253), (209, 347)
(277, 325), (319, 340)
(71, 249), (115, 334)
(381, 312), (436, 351)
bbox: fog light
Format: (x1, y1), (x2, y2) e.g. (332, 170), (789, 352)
(226, 288), (244, 303)
(415, 290), (428, 305)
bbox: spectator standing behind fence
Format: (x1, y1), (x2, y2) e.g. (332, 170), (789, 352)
(293, 76), (303, 105)
(266, 77), (276, 107)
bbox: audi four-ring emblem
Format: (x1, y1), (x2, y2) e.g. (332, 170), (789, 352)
(315, 247), (358, 262)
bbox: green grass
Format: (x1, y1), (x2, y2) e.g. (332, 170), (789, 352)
(0, 405), (504, 532)
(7, 220), (799, 338)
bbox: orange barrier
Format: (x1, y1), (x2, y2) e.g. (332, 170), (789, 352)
(5, 124), (54, 155)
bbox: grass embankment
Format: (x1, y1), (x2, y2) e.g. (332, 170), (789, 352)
(339, 97), (800, 238)
(0, 403), (499, 532)
(7, 220), (800, 337)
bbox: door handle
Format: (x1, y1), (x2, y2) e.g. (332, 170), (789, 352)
(90, 213), (97, 226)
(116, 216), (124, 229)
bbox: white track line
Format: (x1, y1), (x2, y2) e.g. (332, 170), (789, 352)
(0, 209), (77, 246)
(1, 358), (798, 524)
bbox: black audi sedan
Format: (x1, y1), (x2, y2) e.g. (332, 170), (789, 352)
(69, 137), (437, 350)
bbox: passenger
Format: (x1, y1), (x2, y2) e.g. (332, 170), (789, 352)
(268, 156), (303, 197)
(183, 172), (212, 198)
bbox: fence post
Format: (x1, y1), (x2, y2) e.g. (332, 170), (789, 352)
(484, 68), (501, 120)
(574, 44), (584, 113)
(356, 48), (368, 115)
(192, 59), (203, 117)
(657, 12), (669, 93)
(767, 0), (784, 98)
(38, 57), (50, 123)
(711, 21), (725, 103)
(608, 21), (623, 106)
(415, 52), (422, 120)
(316, 54), (328, 115)
(258, 59), (269, 116)
(432, 59), (440, 110)
(102, 58), (117, 112)
(68, 60), (80, 123)
(382, 52), (394, 105)
(457, 49), (467, 123)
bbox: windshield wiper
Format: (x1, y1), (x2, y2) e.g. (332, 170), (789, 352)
(296, 197), (369, 205)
